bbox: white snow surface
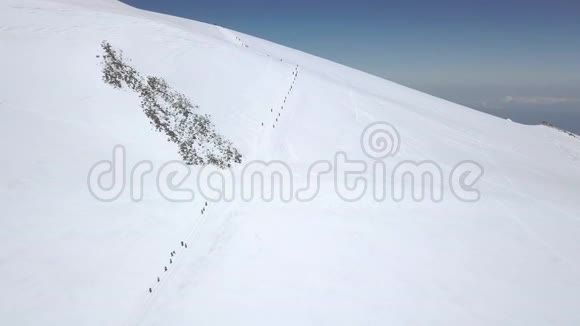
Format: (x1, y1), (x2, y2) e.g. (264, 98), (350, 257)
(1, 0), (580, 325)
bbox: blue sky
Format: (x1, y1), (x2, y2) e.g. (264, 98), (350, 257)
(120, 0), (580, 133)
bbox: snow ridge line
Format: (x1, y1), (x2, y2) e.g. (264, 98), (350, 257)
(216, 25), (245, 47)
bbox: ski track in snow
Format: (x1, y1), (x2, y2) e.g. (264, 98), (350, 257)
(127, 202), (211, 326)
(129, 37), (303, 324)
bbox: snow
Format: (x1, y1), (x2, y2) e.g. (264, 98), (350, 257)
(1, 0), (580, 325)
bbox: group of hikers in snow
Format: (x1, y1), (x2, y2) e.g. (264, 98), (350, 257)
(148, 202), (208, 293)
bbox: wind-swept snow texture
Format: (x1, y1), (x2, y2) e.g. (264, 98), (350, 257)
(1, 0), (580, 325)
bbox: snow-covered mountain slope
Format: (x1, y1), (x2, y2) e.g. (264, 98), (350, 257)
(1, 0), (580, 325)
